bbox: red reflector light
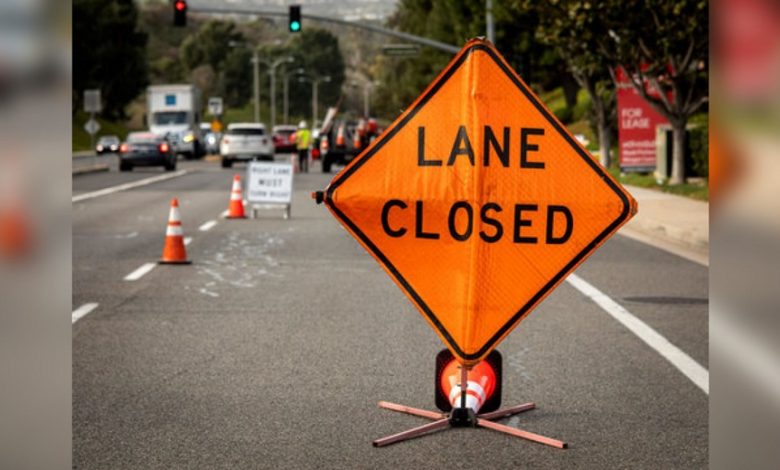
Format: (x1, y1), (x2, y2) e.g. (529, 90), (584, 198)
(175, 1), (186, 11)
(159, 143), (170, 153)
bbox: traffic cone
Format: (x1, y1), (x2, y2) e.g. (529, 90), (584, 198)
(159, 198), (191, 264)
(226, 174), (246, 219)
(336, 123), (346, 147)
(439, 359), (497, 413)
(0, 207), (31, 259)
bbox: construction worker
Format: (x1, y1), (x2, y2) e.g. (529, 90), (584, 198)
(295, 120), (311, 173)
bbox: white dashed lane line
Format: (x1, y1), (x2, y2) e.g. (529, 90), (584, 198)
(198, 220), (218, 232)
(124, 262), (157, 281)
(72, 303), (99, 324)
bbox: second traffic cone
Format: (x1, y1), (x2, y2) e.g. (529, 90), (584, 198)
(435, 349), (502, 414)
(226, 174), (246, 219)
(159, 198), (191, 265)
(440, 360), (497, 413)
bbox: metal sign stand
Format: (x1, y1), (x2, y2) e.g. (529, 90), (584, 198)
(372, 363), (566, 449)
(250, 203), (291, 220)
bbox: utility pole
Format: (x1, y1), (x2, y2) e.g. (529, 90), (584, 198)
(252, 50), (260, 123)
(486, 0), (495, 44)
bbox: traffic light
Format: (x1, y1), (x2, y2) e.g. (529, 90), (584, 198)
(173, 0), (187, 27)
(288, 5), (301, 33)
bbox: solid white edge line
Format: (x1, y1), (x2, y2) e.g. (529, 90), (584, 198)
(72, 302), (99, 324)
(198, 220), (218, 232)
(567, 273), (709, 394)
(184, 236), (192, 246)
(72, 170), (188, 202)
(124, 262), (157, 281)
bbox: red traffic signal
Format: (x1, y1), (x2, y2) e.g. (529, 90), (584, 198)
(435, 348), (502, 414)
(173, 0), (187, 27)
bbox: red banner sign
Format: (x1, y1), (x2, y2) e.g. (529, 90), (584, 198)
(616, 68), (669, 171)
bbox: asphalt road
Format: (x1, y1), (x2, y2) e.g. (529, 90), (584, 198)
(72, 156), (708, 469)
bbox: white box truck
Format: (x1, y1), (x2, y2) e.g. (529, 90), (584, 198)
(147, 84), (203, 159)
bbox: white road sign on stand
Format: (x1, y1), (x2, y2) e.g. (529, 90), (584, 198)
(246, 161), (293, 219)
(208, 97), (223, 116)
(84, 119), (100, 135)
(84, 89), (101, 113)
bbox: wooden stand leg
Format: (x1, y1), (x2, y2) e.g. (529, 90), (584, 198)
(373, 418), (450, 447)
(476, 418), (567, 449)
(378, 401), (446, 420)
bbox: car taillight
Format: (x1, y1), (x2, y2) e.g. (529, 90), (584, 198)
(120, 144), (130, 153)
(289, 134), (295, 143)
(159, 142), (170, 153)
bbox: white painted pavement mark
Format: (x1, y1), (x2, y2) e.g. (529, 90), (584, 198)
(72, 303), (99, 324)
(124, 262), (157, 281)
(219, 209), (229, 218)
(72, 170), (188, 202)
(566, 273), (709, 394)
(198, 220), (218, 232)
(184, 236), (192, 246)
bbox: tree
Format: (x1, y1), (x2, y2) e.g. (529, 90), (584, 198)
(180, 21), (244, 73)
(286, 29), (346, 120)
(220, 48), (253, 108)
(73, 0), (149, 119)
(371, 0), (562, 121)
(525, 0), (617, 167)
(598, 0), (708, 184)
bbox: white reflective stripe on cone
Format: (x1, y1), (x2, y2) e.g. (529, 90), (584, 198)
(168, 206), (181, 223)
(230, 191), (242, 201)
(166, 224), (184, 236)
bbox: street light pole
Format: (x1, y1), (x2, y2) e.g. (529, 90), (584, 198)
(283, 68), (306, 125)
(252, 50), (260, 123)
(268, 57), (294, 129)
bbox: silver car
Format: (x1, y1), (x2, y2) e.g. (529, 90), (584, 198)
(219, 123), (273, 168)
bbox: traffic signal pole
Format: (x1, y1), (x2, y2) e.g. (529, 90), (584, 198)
(187, 5), (460, 54)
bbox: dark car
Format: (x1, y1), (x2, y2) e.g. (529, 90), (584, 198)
(319, 119), (361, 173)
(119, 132), (177, 172)
(95, 135), (120, 154)
(272, 125), (298, 154)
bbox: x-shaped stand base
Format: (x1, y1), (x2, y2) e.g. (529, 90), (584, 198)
(373, 401), (567, 449)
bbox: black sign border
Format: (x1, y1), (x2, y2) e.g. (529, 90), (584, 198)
(326, 42), (631, 361)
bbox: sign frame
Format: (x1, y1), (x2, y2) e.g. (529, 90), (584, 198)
(323, 40), (635, 364)
(246, 161), (293, 219)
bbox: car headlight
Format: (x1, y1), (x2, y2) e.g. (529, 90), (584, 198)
(182, 133), (195, 143)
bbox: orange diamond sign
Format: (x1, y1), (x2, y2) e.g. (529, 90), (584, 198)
(323, 39), (637, 365)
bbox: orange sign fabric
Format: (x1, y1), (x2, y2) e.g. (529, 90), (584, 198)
(324, 39), (637, 365)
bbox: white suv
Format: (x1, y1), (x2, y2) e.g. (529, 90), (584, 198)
(220, 123), (274, 168)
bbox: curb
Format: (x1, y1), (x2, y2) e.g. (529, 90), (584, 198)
(620, 185), (709, 265)
(73, 164), (110, 175)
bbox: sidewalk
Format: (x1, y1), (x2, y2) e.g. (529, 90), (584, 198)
(619, 185), (709, 265)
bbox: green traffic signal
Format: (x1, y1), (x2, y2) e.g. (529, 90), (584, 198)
(289, 5), (301, 33)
